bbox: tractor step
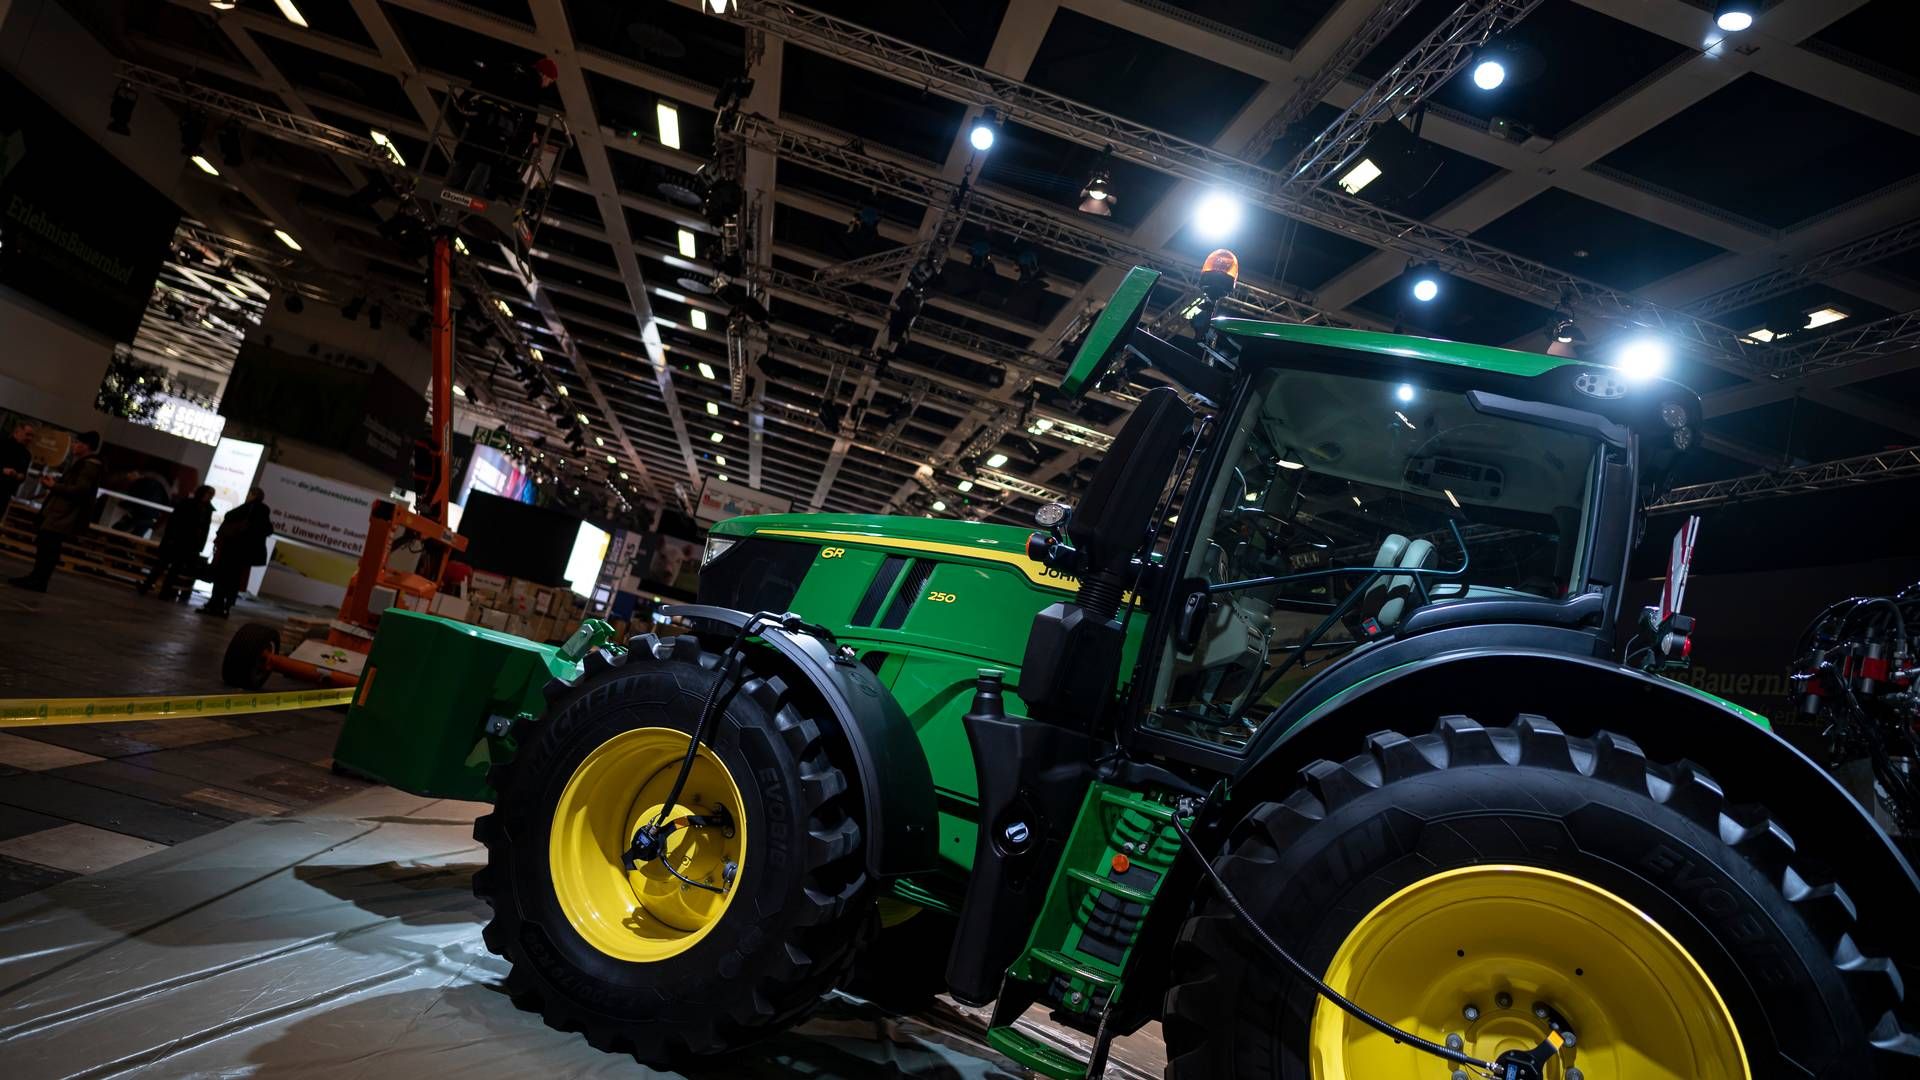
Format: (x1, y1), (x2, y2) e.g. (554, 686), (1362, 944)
(985, 1024), (1089, 1080)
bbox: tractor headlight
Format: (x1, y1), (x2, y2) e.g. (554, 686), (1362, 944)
(1671, 425), (1693, 450)
(702, 535), (737, 567)
(1660, 401), (1689, 429)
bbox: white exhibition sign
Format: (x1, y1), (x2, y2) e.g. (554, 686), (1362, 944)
(694, 477), (792, 524)
(260, 463), (385, 557)
(201, 437), (265, 559)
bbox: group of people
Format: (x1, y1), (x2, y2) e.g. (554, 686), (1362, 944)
(3, 424), (273, 615)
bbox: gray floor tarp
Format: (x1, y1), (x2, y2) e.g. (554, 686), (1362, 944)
(0, 787), (1165, 1078)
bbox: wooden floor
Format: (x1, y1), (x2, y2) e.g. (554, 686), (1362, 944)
(0, 552), (369, 901)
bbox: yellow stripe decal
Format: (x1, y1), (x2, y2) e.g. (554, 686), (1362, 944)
(759, 528), (1081, 593)
(0, 688), (357, 728)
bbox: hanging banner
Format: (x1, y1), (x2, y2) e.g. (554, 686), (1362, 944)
(259, 463), (384, 557)
(694, 477), (792, 524)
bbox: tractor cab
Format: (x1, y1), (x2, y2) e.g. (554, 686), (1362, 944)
(1030, 262), (1706, 759)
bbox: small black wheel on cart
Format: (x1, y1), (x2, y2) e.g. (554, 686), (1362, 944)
(222, 622), (278, 689)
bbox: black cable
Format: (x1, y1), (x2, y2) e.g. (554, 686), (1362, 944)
(1170, 805), (1499, 1076)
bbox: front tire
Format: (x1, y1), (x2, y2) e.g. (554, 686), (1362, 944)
(473, 634), (874, 1060)
(1163, 715), (1918, 1079)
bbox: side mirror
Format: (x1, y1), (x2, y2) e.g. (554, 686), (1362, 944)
(1062, 266), (1159, 396)
(1068, 386), (1194, 577)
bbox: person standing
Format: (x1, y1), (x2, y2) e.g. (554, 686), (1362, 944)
(200, 486), (274, 617)
(138, 484), (214, 602)
(8, 431), (103, 593)
(0, 422), (34, 515)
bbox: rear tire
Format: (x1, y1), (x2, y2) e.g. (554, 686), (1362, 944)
(1163, 714), (1919, 1078)
(221, 622), (277, 689)
(473, 634), (875, 1060)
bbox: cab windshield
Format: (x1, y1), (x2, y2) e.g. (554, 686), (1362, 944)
(1146, 365), (1604, 750)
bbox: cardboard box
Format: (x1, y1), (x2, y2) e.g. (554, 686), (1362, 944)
(529, 615), (557, 642)
(429, 593), (470, 621)
(533, 588), (556, 616)
(506, 614), (532, 639)
(472, 570), (509, 595)
(478, 607), (509, 631)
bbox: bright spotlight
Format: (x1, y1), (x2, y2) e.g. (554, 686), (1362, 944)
(1193, 191), (1243, 242)
(1713, 1), (1754, 32)
(1615, 337), (1672, 380)
(1472, 59), (1506, 90)
(1395, 383), (1415, 403)
(969, 116), (996, 151)
(1411, 276), (1439, 303)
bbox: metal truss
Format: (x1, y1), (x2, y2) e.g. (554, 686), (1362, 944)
(1688, 217), (1920, 320)
(728, 2), (1757, 368)
(1240, 0), (1427, 162)
(1648, 446), (1920, 513)
(741, 116), (1369, 331)
(118, 61), (394, 171)
(813, 243), (927, 284)
(1762, 308), (1920, 379)
(1279, 0), (1543, 198)
(974, 468), (1061, 504)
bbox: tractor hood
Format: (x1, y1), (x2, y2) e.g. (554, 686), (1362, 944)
(708, 512), (1037, 553)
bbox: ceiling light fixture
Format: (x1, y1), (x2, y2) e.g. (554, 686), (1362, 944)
(656, 101), (681, 149)
(1193, 191), (1244, 241)
(556, 384), (569, 396)
(190, 154), (219, 176)
(369, 130), (406, 167)
(1395, 383), (1415, 403)
(273, 0), (308, 29)
(697, 361), (716, 380)
(452, 384), (467, 398)
(1410, 272), (1440, 303)
(1805, 306), (1849, 329)
(969, 109), (999, 152)
(706, 401), (719, 415)
(577, 412), (591, 426)
(957, 479), (973, 492)
(932, 500), (946, 512)
(711, 432), (724, 443)
(1472, 57), (1507, 90)
(677, 229), (697, 259)
(717, 473), (729, 482)
(690, 309), (708, 331)
(985, 452), (1009, 468)
(1713, 1), (1755, 32)
(272, 229), (301, 251)
(1444, 489), (1461, 508)
(1337, 157), (1381, 195)
(715, 455), (726, 465)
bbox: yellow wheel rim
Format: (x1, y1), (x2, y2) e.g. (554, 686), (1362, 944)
(548, 727), (746, 962)
(1310, 865), (1748, 1079)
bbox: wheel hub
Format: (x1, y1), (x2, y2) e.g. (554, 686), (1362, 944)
(548, 727), (746, 962)
(1308, 865), (1748, 1079)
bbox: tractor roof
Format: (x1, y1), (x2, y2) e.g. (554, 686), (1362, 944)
(1213, 319), (1587, 379)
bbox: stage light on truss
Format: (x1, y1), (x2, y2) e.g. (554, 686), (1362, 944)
(969, 112), (998, 152)
(1193, 191), (1243, 242)
(1472, 58), (1507, 90)
(1410, 273), (1440, 303)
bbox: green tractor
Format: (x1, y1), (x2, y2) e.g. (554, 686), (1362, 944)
(340, 264), (1919, 1078)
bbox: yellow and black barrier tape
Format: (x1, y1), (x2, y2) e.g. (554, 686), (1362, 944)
(0, 688), (356, 728)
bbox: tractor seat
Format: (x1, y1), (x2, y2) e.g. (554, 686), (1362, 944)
(1358, 534), (1435, 628)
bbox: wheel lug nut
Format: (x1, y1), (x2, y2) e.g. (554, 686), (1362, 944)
(1445, 1033), (1463, 1051)
(1462, 1004), (1480, 1022)
(1495, 991), (1512, 1009)
(1533, 1003), (1549, 1019)
(1451, 1072), (1468, 1080)
(1567, 1070), (1584, 1080)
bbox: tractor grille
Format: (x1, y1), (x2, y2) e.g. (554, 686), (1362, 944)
(880, 560), (935, 630)
(851, 556), (909, 626)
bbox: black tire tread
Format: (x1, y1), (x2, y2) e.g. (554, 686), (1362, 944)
(472, 631), (875, 1061)
(1163, 714), (1920, 1076)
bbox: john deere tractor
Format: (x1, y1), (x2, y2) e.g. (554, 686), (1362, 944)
(339, 262), (1920, 1078)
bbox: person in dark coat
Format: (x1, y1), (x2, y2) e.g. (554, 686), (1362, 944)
(138, 484), (215, 602)
(8, 431), (103, 593)
(0, 422), (34, 516)
(199, 486), (274, 617)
